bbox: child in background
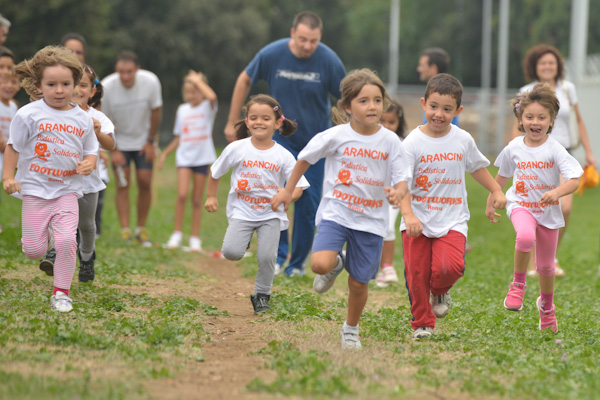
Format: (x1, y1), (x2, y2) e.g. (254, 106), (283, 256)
(376, 100), (408, 288)
(400, 73), (506, 339)
(3, 46), (98, 312)
(205, 94), (308, 313)
(487, 83), (582, 332)
(0, 68), (20, 234)
(159, 70), (217, 252)
(0, 46), (13, 76)
(271, 69), (409, 349)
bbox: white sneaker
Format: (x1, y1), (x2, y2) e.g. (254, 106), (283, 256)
(189, 236), (202, 252)
(274, 263), (282, 275)
(166, 232), (182, 249)
(412, 327), (433, 339)
(50, 291), (73, 313)
(313, 253), (345, 294)
(341, 324), (361, 349)
(431, 291), (451, 318)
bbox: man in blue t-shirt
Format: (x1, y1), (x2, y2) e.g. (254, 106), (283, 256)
(417, 47), (459, 126)
(225, 11), (346, 277)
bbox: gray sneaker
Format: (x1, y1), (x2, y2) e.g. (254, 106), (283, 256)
(313, 253), (345, 294)
(39, 248), (56, 276)
(412, 327), (434, 339)
(50, 291), (73, 313)
(341, 325), (361, 349)
(431, 292), (451, 318)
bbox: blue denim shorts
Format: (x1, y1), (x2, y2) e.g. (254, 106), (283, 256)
(312, 219), (383, 283)
(180, 165), (209, 175)
(121, 150), (153, 170)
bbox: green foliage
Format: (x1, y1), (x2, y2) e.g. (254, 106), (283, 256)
(247, 340), (357, 397)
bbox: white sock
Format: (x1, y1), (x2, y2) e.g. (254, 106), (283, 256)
(343, 322), (358, 331)
(172, 231), (182, 239)
(135, 226), (144, 234)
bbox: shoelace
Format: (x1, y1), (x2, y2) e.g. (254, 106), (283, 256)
(256, 296), (269, 309)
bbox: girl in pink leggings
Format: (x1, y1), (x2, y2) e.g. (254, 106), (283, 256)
(486, 83), (583, 332)
(3, 46), (98, 312)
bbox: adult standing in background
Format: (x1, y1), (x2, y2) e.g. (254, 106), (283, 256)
(416, 47), (458, 126)
(102, 51), (162, 246)
(60, 33), (87, 62)
(0, 14), (10, 46)
(224, 11), (346, 277)
(514, 44), (596, 277)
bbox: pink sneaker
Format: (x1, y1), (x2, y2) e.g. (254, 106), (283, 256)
(375, 271), (389, 288)
(504, 282), (527, 311)
(536, 297), (558, 332)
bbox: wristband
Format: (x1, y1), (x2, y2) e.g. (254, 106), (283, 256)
(147, 138), (155, 144)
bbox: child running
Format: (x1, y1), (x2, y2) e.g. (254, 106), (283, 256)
(271, 69), (409, 349)
(400, 73), (506, 339)
(376, 100), (408, 288)
(486, 83), (583, 332)
(3, 46), (98, 312)
(205, 94), (308, 314)
(39, 65), (115, 282)
(0, 65), (20, 233)
(159, 70), (217, 252)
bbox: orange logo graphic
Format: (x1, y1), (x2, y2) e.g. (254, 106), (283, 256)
(183, 125), (190, 135)
(35, 142), (51, 161)
(236, 179), (250, 191)
(515, 181), (528, 197)
(336, 169), (353, 186)
(415, 175), (432, 191)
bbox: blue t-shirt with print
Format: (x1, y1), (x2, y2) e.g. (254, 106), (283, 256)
(245, 39), (346, 152)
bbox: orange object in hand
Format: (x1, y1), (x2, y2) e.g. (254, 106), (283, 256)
(575, 165), (600, 196)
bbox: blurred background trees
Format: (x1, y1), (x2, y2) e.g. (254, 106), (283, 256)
(3, 0), (599, 143)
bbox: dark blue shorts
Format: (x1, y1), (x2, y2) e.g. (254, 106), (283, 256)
(121, 150), (153, 170)
(180, 165), (209, 175)
(312, 219), (383, 283)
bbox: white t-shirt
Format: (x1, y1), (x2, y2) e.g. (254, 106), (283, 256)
(101, 69), (162, 151)
(400, 125), (490, 238)
(173, 101), (217, 167)
(81, 107), (115, 194)
(519, 80), (576, 149)
(210, 137), (309, 230)
(495, 136), (583, 229)
(8, 100), (98, 199)
(0, 99), (18, 178)
(298, 123), (409, 238)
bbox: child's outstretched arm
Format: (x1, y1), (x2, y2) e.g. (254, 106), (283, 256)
(540, 178), (579, 204)
(186, 70), (218, 109)
(204, 171), (220, 212)
(77, 154), (97, 176)
(157, 136), (180, 169)
(399, 192), (422, 237)
(271, 160), (311, 212)
(2, 144), (20, 194)
(485, 174), (510, 223)
(92, 118), (115, 151)
(385, 181), (408, 208)
(471, 167), (507, 210)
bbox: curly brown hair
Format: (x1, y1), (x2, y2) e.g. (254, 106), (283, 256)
(522, 44), (564, 82)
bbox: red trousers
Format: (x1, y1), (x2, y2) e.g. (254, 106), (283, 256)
(402, 230), (466, 329)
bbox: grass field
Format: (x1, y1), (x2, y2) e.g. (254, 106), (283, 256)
(0, 151), (599, 400)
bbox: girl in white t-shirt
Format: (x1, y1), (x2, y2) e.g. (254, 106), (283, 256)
(487, 83), (583, 333)
(39, 64), (115, 283)
(3, 46), (98, 313)
(159, 71), (217, 252)
(375, 100), (408, 288)
(205, 94), (308, 314)
(272, 69), (409, 349)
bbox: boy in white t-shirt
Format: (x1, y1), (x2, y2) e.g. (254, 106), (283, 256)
(400, 74), (506, 339)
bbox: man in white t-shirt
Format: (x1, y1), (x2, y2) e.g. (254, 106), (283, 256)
(102, 51), (162, 245)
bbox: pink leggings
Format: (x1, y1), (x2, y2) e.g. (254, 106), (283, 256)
(510, 208), (558, 276)
(22, 194), (79, 290)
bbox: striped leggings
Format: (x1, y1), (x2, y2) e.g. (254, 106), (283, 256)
(22, 194), (79, 291)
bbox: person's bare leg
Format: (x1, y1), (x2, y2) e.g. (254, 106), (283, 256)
(136, 169), (153, 228)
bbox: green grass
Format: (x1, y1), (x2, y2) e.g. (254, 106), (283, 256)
(1, 149), (599, 400)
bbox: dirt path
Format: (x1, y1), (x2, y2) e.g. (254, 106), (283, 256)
(146, 256), (280, 400)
